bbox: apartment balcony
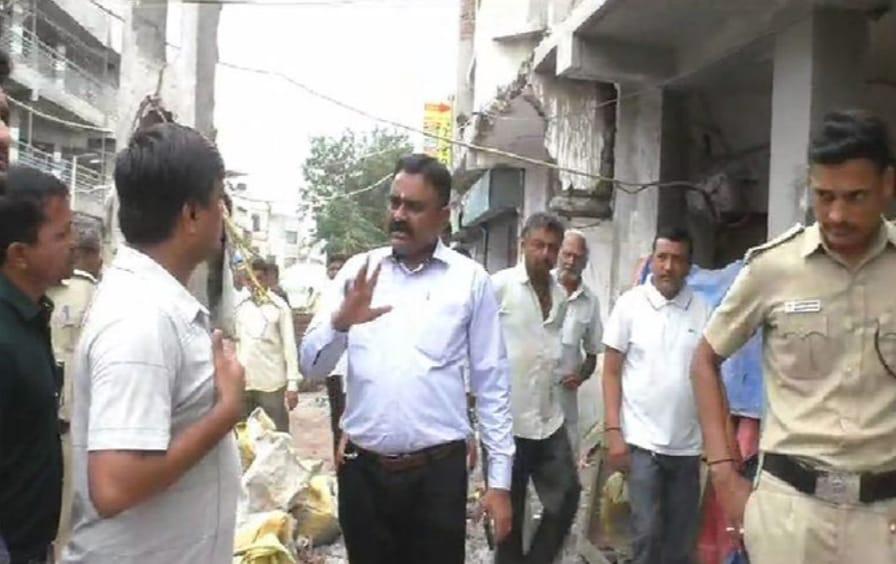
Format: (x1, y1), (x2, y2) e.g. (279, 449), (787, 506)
(1, 24), (116, 127)
(13, 140), (111, 217)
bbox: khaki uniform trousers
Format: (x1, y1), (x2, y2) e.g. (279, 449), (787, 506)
(744, 470), (896, 564)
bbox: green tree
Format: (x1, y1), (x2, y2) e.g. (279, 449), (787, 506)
(301, 128), (413, 256)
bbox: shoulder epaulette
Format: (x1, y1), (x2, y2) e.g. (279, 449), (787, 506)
(744, 223), (804, 263)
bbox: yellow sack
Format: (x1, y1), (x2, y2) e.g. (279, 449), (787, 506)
(292, 475), (340, 546)
(233, 511), (296, 564)
(235, 422), (255, 471)
(600, 471), (630, 545)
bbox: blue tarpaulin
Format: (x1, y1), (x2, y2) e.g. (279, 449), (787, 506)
(638, 260), (763, 418)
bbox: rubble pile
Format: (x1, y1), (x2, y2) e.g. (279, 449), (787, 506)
(234, 409), (341, 564)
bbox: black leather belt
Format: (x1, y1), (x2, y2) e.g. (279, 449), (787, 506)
(349, 440), (466, 473)
(763, 453), (896, 504)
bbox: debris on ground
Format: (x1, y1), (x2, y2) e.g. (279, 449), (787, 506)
(235, 408), (340, 563)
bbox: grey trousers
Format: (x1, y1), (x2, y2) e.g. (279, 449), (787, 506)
(244, 388), (289, 433)
(627, 446), (701, 564)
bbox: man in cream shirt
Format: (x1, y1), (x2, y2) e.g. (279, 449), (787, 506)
(234, 258), (300, 432)
(492, 212), (580, 564)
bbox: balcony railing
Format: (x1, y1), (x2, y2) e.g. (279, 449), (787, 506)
(13, 140), (111, 210)
(1, 25), (115, 116)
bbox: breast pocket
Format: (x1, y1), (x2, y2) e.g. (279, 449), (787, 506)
(772, 313), (830, 380)
(562, 317), (588, 347)
(415, 302), (467, 365)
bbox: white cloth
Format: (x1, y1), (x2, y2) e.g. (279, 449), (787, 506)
(555, 276), (603, 454)
(234, 293), (300, 392)
(63, 246), (240, 564)
(300, 241), (515, 489)
(557, 276), (603, 375)
(602, 277), (710, 456)
(491, 263), (567, 441)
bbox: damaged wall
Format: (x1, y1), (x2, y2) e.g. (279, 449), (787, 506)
(533, 75), (615, 195)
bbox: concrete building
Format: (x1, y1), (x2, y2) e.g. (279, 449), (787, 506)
(229, 180), (304, 271)
(454, 0), (896, 307)
(1, 0), (221, 229)
(454, 0), (896, 560)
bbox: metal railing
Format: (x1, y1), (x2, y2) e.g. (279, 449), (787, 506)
(1, 25), (115, 115)
(13, 140), (111, 208)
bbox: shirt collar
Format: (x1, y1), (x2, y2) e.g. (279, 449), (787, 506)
(389, 239), (453, 274)
(551, 268), (586, 301)
(801, 220), (896, 260)
(644, 275), (693, 310)
(112, 246), (207, 323)
(0, 272), (52, 322)
(72, 269), (98, 284)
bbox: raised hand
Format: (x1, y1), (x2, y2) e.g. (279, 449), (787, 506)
(331, 258), (392, 332)
(211, 329), (245, 424)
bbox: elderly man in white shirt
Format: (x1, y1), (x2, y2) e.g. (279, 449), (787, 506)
(492, 212), (581, 564)
(63, 123), (243, 564)
(301, 154), (513, 564)
(602, 227), (710, 564)
(554, 230), (603, 457)
(234, 257), (300, 433)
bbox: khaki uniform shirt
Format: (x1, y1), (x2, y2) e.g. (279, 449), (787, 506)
(47, 270), (97, 422)
(704, 221), (896, 473)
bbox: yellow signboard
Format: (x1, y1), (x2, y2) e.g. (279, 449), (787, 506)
(423, 101), (453, 166)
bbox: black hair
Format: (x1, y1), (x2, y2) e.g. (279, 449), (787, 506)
(0, 165), (69, 265)
(250, 257), (268, 273)
(328, 253), (348, 265)
(809, 110), (894, 171)
(0, 48), (11, 84)
(114, 123), (225, 246)
(521, 212), (565, 239)
(653, 226), (693, 261)
(269, 262), (279, 277)
(393, 154), (451, 207)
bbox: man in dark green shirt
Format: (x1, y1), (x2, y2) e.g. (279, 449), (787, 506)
(0, 165), (75, 563)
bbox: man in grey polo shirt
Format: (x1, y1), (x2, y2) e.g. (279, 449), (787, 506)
(63, 123), (244, 563)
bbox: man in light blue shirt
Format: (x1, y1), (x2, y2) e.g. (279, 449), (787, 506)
(301, 154), (514, 564)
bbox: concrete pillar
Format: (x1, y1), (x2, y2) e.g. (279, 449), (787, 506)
(609, 86), (689, 301)
(10, 3), (26, 56)
(55, 44), (67, 89)
(767, 9), (868, 237)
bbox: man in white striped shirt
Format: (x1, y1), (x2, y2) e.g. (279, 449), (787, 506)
(301, 154), (513, 564)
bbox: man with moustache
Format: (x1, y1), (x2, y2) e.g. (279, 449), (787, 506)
(301, 154), (514, 564)
(0, 166), (75, 564)
(492, 212), (581, 564)
(554, 230), (602, 457)
(602, 227), (710, 564)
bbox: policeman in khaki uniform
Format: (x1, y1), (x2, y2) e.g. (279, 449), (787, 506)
(46, 222), (102, 554)
(693, 110), (896, 563)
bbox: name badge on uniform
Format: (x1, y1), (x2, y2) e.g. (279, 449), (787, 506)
(784, 299), (822, 314)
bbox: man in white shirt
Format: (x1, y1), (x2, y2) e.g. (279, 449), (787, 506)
(234, 258), (300, 432)
(492, 212), (581, 564)
(601, 227), (710, 564)
(301, 154), (513, 564)
(554, 230), (603, 457)
(63, 123), (244, 564)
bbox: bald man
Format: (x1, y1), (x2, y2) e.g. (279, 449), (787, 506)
(554, 231), (603, 456)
